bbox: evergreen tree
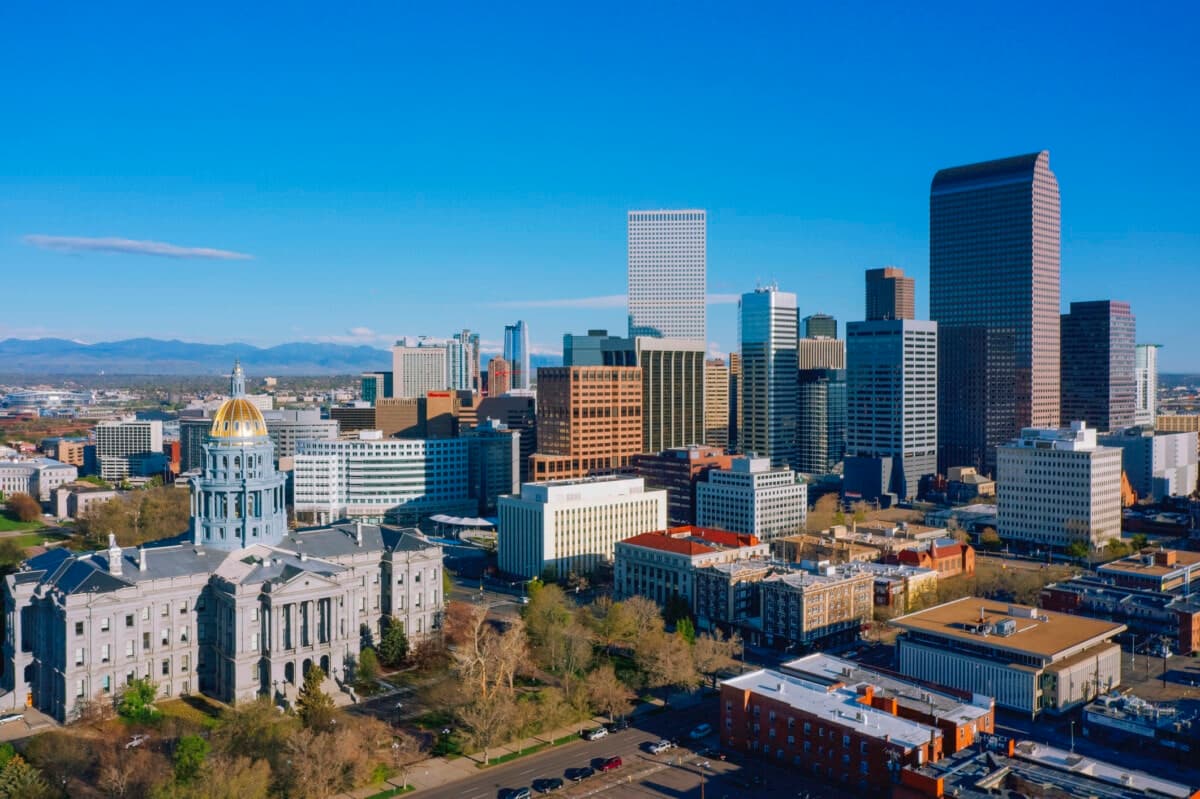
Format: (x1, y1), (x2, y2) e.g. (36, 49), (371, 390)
(378, 619), (409, 668)
(296, 666), (335, 731)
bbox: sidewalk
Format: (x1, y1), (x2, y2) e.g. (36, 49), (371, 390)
(338, 690), (708, 797)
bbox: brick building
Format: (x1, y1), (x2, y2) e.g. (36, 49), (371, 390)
(529, 366), (643, 481)
(629, 445), (733, 525)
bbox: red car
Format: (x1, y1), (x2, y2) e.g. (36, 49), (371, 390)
(600, 756), (622, 772)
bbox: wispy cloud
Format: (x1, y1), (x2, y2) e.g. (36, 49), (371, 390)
(492, 293), (742, 310)
(23, 234), (253, 260)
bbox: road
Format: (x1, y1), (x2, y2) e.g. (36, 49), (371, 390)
(414, 703), (838, 799)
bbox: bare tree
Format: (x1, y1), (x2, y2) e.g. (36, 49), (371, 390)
(457, 693), (518, 765)
(585, 662), (634, 721)
(636, 630), (701, 705)
(693, 630), (741, 689)
(623, 595), (666, 640)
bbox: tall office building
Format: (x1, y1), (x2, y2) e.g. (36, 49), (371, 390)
(865, 266), (915, 321)
(264, 408), (339, 463)
(627, 210), (706, 340)
(461, 418), (520, 516)
(844, 320), (938, 502)
(1060, 301), (1136, 432)
(931, 151), (1061, 474)
(796, 369), (846, 475)
(503, 321), (531, 390)
(704, 359), (730, 449)
(1135, 344), (1161, 427)
(95, 419), (165, 480)
(476, 393), (537, 483)
(728, 353), (742, 453)
(802, 314), (837, 339)
(447, 329), (481, 392)
(391, 337), (449, 399)
(487, 356), (512, 396)
(796, 337), (846, 370)
(563, 330), (704, 454)
(739, 286), (798, 468)
(529, 366), (643, 481)
(696, 456), (808, 541)
(360, 372), (393, 404)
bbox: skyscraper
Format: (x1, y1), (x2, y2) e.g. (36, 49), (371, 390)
(802, 313), (838, 339)
(503, 321), (531, 390)
(1135, 344), (1161, 427)
(739, 286), (798, 468)
(704, 359), (730, 449)
(487, 356), (511, 396)
(844, 320), (938, 502)
(796, 369), (846, 475)
(391, 337), (449, 399)
(931, 151), (1061, 474)
(796, 338), (846, 370)
(627, 210), (706, 340)
(865, 267), (915, 321)
(447, 329), (481, 391)
(1060, 301), (1136, 432)
(529, 366), (643, 481)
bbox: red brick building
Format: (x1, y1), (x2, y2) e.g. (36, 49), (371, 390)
(891, 538), (975, 579)
(630, 445), (734, 525)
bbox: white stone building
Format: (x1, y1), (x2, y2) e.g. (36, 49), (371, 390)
(696, 457), (807, 541)
(613, 526), (770, 610)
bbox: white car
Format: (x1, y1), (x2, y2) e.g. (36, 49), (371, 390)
(0, 714), (22, 726)
(648, 739), (673, 755)
(126, 734), (148, 749)
(584, 726), (608, 741)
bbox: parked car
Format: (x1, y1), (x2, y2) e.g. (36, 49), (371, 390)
(648, 739), (673, 755)
(126, 734), (148, 749)
(584, 726), (608, 741)
(600, 756), (622, 772)
(567, 766), (595, 782)
(0, 714), (23, 726)
(606, 718), (630, 732)
(533, 777), (564, 793)
(688, 723), (713, 740)
(499, 789), (531, 799)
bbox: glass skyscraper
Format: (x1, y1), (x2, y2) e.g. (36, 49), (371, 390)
(1060, 301), (1136, 432)
(738, 286), (798, 468)
(627, 210), (706, 341)
(503, 321), (530, 390)
(930, 151), (1061, 475)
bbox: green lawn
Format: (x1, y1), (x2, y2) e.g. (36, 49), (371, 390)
(0, 515), (42, 533)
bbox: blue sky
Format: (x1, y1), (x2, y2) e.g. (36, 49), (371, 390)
(2, 3), (1197, 368)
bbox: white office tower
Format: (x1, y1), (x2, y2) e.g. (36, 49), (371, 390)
(498, 476), (666, 580)
(1135, 344), (1160, 427)
(739, 286), (798, 468)
(997, 421), (1123, 550)
(696, 456), (807, 540)
(627, 210), (706, 341)
(95, 419), (165, 480)
(391, 337), (450, 398)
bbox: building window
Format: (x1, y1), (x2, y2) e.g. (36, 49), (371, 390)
(74, 621), (84, 636)
(161, 605), (169, 618)
(162, 659), (170, 676)
(179, 601), (188, 615)
(102, 675), (111, 694)
(100, 617), (110, 632)
(74, 648), (84, 666)
(125, 614), (134, 628)
(142, 607), (150, 621)
(75, 680), (84, 698)
(101, 644), (110, 663)
(161, 629), (170, 646)
(125, 641), (134, 658)
(181, 655), (190, 673)
(143, 632), (150, 651)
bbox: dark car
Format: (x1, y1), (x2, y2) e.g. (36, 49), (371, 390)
(567, 766), (595, 782)
(600, 756), (622, 772)
(533, 778), (564, 793)
(606, 718), (630, 732)
(499, 789), (531, 799)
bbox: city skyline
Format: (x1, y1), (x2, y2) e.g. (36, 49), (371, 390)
(2, 5), (1197, 369)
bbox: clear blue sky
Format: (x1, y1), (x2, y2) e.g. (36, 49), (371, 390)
(2, 3), (1197, 368)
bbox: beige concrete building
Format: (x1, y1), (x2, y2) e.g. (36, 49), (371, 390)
(530, 366), (643, 481)
(704, 358), (730, 449)
(797, 337), (846, 370)
(760, 566), (874, 646)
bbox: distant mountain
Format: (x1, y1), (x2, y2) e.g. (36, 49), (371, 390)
(0, 338), (392, 375)
(0, 338), (564, 376)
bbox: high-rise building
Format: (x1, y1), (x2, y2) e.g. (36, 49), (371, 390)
(563, 330), (704, 454)
(865, 266), (915, 321)
(704, 359), (730, 449)
(696, 456), (807, 540)
(179, 417), (211, 473)
(1135, 344), (1161, 427)
(447, 329), (481, 392)
(529, 366), (643, 481)
(461, 418), (520, 516)
(796, 369), (846, 475)
(1098, 428), (1199, 501)
(498, 476), (667, 579)
(931, 151), (1061, 474)
(728, 353), (742, 453)
(796, 337), (846, 370)
(95, 419), (165, 480)
(1060, 301), (1136, 432)
(360, 371), (393, 404)
(997, 422), (1122, 551)
(391, 337), (449, 399)
(801, 313), (837, 339)
(739, 286), (798, 468)
(476, 393), (537, 483)
(503, 321), (531, 391)
(627, 210), (706, 340)
(630, 445), (734, 526)
(487, 356), (511, 396)
(844, 319), (938, 502)
(264, 408), (339, 463)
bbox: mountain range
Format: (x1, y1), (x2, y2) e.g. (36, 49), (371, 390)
(0, 338), (561, 376)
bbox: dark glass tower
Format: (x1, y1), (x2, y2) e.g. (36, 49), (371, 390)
(1061, 300), (1136, 432)
(865, 267), (915, 321)
(930, 151), (1061, 475)
(802, 313), (838, 339)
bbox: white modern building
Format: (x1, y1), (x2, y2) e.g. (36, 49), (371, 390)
(498, 476), (666, 580)
(1134, 344), (1160, 427)
(1099, 428), (1199, 500)
(844, 319), (938, 503)
(739, 286), (799, 468)
(0, 458), (78, 502)
(997, 422), (1123, 550)
(264, 408), (339, 462)
(293, 431), (471, 525)
(391, 337), (449, 399)
(696, 456), (807, 540)
(95, 419), (165, 480)
(627, 210), (706, 341)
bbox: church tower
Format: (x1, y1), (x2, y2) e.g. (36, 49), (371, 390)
(189, 361), (288, 549)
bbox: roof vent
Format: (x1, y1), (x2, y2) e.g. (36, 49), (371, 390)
(138, 546), (147, 572)
(299, 550), (308, 562)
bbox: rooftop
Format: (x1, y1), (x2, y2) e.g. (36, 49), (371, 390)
(722, 668), (940, 750)
(619, 526), (763, 557)
(1097, 549), (1200, 578)
(890, 597), (1125, 661)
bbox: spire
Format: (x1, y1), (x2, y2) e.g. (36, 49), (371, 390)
(230, 359), (246, 398)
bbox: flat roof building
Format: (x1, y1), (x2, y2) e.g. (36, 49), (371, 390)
(1097, 548), (1200, 594)
(529, 366), (643, 482)
(697, 456), (807, 541)
(630, 445), (734, 526)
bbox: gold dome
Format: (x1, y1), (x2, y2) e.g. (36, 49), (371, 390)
(209, 397), (269, 440)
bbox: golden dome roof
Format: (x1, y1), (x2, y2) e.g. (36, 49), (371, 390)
(209, 397), (269, 440)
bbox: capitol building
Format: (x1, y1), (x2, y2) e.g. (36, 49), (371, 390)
(1, 363), (444, 722)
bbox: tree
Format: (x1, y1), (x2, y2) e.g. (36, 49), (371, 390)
(806, 492), (841, 532)
(587, 596), (635, 654)
(674, 616), (696, 644)
(585, 662), (634, 721)
(636, 630), (701, 705)
(24, 731), (95, 795)
(1130, 533), (1149, 552)
(357, 647), (380, 689)
(623, 595), (665, 641)
(117, 677), (161, 723)
(0, 540), (27, 572)
(213, 697), (295, 768)
(980, 527), (1002, 551)
(377, 620), (409, 668)
(173, 735), (210, 784)
(178, 755), (272, 799)
(4, 493), (41, 523)
(457, 693), (518, 765)
(693, 630), (741, 689)
(663, 595), (691, 626)
(0, 754), (52, 799)
(1066, 541), (1090, 562)
(296, 666), (335, 731)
